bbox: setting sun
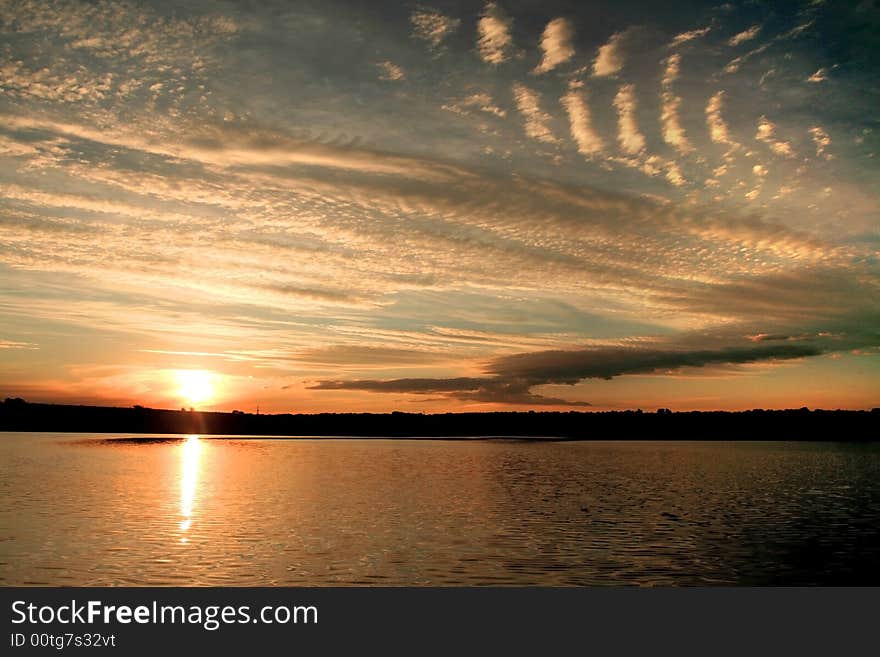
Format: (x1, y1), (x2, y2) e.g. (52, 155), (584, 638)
(174, 370), (215, 407)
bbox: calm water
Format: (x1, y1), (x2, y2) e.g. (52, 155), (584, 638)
(1, 433), (879, 586)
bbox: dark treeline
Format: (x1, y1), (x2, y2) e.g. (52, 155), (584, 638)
(1, 398), (877, 439)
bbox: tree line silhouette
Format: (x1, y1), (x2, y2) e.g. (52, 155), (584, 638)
(1, 398), (877, 440)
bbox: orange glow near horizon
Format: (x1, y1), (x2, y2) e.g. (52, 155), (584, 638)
(2, 355), (878, 414)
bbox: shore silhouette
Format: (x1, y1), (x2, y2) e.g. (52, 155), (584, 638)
(1, 398), (877, 439)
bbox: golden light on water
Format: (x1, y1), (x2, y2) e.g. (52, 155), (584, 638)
(179, 434), (201, 543)
(174, 369), (215, 407)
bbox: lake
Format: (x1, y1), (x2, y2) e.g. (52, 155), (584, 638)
(1, 433), (879, 586)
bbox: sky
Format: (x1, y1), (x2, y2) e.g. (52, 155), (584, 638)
(0, 0), (878, 413)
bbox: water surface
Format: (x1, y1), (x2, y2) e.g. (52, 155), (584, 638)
(1, 433), (879, 585)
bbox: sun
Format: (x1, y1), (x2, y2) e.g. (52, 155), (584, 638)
(174, 369), (215, 407)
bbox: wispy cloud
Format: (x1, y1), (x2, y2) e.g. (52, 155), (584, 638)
(512, 83), (559, 144)
(669, 25), (711, 47)
(592, 32), (625, 77)
(704, 90), (744, 189)
(728, 25), (761, 46)
(477, 2), (513, 65)
(488, 341), (825, 382)
(807, 67), (828, 83)
(560, 83), (604, 157)
(612, 84), (646, 155)
(534, 18), (575, 74)
(706, 92), (737, 147)
(746, 163), (768, 201)
(376, 61), (406, 81)
(755, 116), (774, 141)
(758, 68), (777, 88)
(410, 8), (460, 51)
(809, 126), (832, 159)
(1, 115), (467, 182)
(660, 54), (692, 155)
(756, 116), (795, 158)
(723, 17), (818, 76)
(781, 20), (815, 40)
(665, 161), (686, 188)
(442, 92), (506, 118)
(0, 339), (38, 350)
(723, 42), (771, 74)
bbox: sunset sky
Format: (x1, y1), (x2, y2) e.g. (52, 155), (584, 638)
(0, 0), (877, 412)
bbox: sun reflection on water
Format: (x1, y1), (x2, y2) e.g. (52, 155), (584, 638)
(179, 434), (201, 543)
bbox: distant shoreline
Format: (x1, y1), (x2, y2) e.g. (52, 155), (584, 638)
(2, 398), (877, 440)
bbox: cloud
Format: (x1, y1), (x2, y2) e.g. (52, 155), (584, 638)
(309, 377), (592, 407)
(5, 1), (238, 62)
(665, 162), (686, 188)
(723, 42), (771, 74)
(0, 339), (38, 350)
(487, 342), (822, 382)
(758, 68), (776, 88)
(670, 26), (711, 47)
(612, 84), (646, 155)
(311, 376), (486, 393)
(442, 92), (506, 118)
(723, 18), (816, 75)
(5, 112), (848, 351)
(376, 61), (405, 81)
(560, 84), (604, 157)
(477, 2), (513, 65)
(807, 67), (828, 83)
(769, 142), (794, 157)
(592, 32), (625, 77)
(0, 115), (469, 182)
(608, 152), (686, 187)
(755, 116), (775, 141)
(309, 335), (862, 406)
(756, 116), (795, 158)
(809, 126), (832, 159)
(728, 25), (761, 46)
(0, 0), (238, 118)
(294, 345), (447, 366)
(745, 164), (768, 200)
(746, 333), (807, 343)
(781, 20), (814, 40)
(660, 54), (693, 155)
(410, 8), (460, 50)
(534, 18), (575, 74)
(655, 267), (880, 325)
(706, 92), (738, 147)
(512, 83), (559, 144)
